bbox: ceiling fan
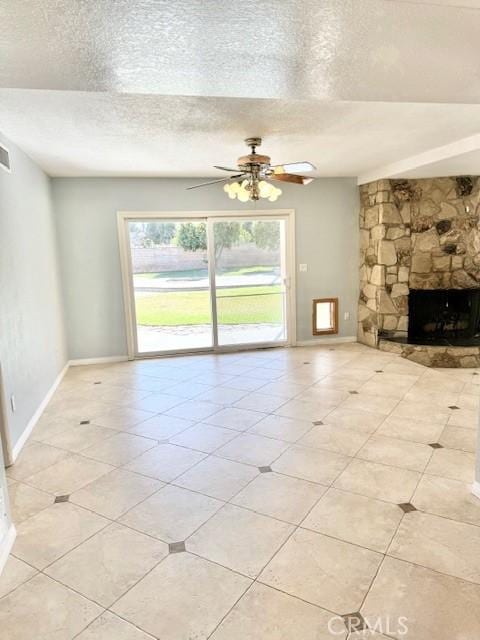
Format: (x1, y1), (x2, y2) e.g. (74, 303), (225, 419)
(187, 137), (316, 202)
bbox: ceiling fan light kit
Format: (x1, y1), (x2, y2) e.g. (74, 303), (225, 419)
(224, 179), (282, 202)
(188, 137), (316, 202)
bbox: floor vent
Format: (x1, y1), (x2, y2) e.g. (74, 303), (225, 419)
(0, 144), (11, 172)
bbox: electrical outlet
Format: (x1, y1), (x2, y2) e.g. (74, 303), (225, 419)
(299, 264), (308, 272)
(344, 311), (350, 320)
(10, 394), (16, 412)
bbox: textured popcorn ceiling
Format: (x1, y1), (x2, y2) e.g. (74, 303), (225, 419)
(2, 0), (480, 102)
(2, 0), (480, 177)
(3, 90), (480, 177)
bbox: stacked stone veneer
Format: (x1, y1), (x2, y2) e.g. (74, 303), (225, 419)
(358, 176), (480, 350)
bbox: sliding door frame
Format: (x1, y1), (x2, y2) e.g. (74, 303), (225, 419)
(117, 209), (296, 359)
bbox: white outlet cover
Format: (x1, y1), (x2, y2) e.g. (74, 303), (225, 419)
(299, 264), (307, 272)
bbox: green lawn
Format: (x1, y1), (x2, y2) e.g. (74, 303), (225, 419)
(135, 286), (283, 325)
(136, 265), (276, 279)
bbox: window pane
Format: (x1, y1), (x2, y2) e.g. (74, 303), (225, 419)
(213, 219), (287, 346)
(129, 220), (213, 353)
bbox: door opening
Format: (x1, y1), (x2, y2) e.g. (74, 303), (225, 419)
(118, 210), (295, 358)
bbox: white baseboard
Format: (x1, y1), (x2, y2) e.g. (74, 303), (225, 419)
(68, 356), (128, 366)
(11, 362), (69, 463)
(472, 481), (480, 500)
(0, 525), (16, 576)
(295, 336), (357, 347)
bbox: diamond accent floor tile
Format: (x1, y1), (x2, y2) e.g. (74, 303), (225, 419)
(398, 502), (417, 513)
(54, 494), (70, 503)
(343, 612), (368, 632)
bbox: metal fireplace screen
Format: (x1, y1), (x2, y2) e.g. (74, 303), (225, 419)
(408, 289), (480, 345)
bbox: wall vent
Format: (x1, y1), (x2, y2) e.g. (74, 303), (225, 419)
(0, 144), (11, 172)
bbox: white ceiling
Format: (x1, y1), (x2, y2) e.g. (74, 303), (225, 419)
(392, 147), (480, 179)
(2, 0), (480, 180)
(3, 90), (480, 178)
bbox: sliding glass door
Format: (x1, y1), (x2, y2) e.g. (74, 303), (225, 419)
(120, 212), (294, 357)
(212, 219), (287, 347)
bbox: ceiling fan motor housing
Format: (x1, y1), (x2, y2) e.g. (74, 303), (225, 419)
(238, 137), (271, 173)
(237, 153), (271, 169)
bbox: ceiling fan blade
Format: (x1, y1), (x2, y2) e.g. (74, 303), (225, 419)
(270, 173), (314, 185)
(272, 161), (316, 175)
(214, 165), (241, 172)
(186, 174), (246, 190)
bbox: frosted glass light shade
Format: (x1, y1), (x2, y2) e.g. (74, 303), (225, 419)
(223, 179), (282, 202)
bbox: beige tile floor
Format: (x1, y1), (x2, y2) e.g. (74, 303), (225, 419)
(1, 342), (480, 639)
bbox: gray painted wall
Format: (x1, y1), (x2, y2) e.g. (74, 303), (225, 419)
(52, 177), (359, 359)
(0, 436), (11, 557)
(0, 367), (11, 553)
(0, 133), (67, 450)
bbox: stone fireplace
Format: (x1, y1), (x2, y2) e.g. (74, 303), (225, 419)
(358, 176), (480, 367)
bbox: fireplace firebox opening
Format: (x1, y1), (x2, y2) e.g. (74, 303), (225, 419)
(408, 289), (480, 346)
